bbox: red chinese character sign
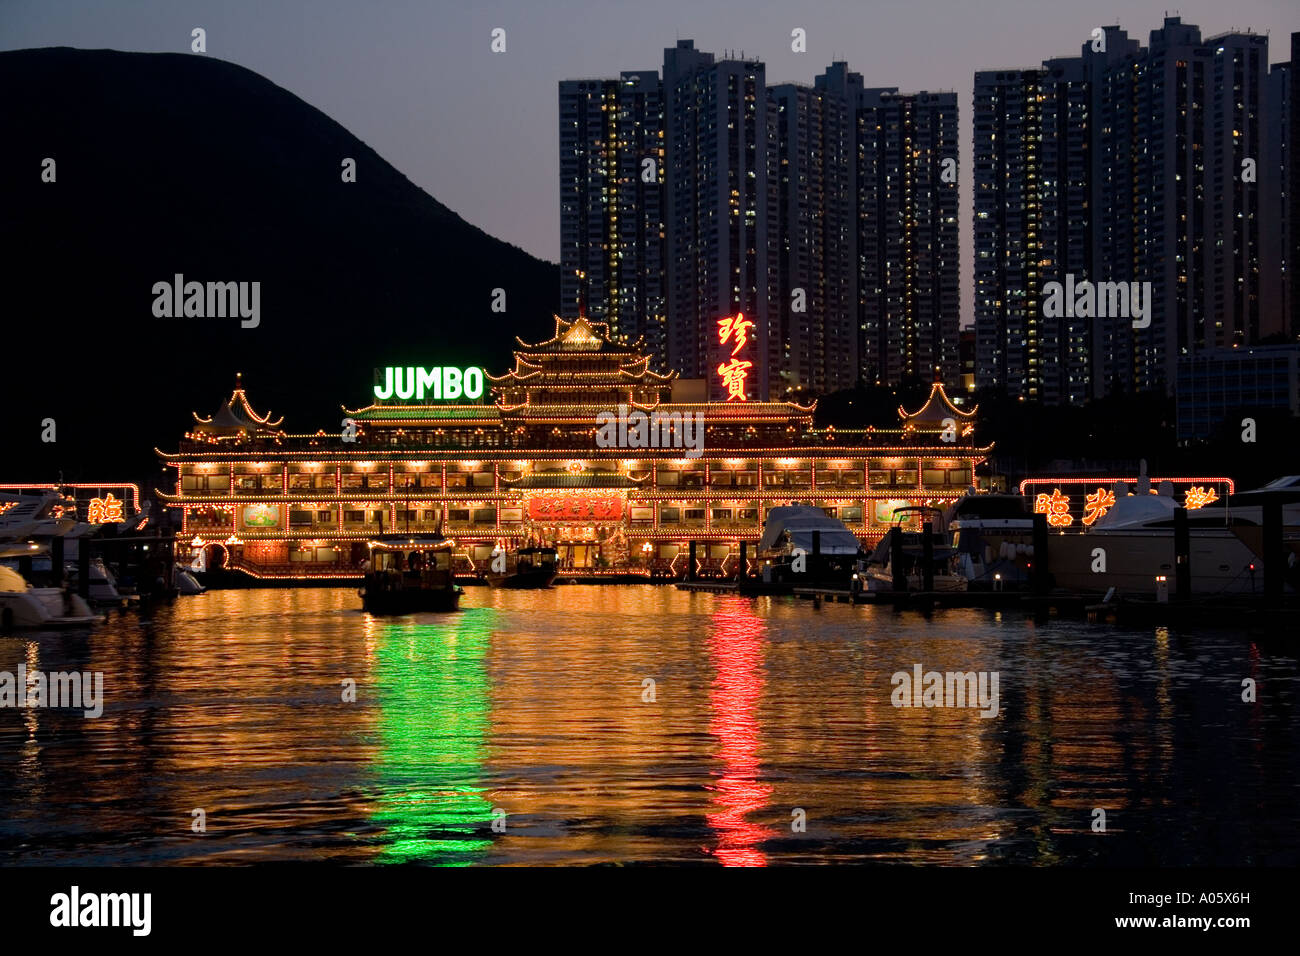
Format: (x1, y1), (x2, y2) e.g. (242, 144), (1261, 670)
(716, 313), (754, 401)
(527, 496), (624, 522)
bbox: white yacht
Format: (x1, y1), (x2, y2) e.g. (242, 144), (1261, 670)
(0, 565), (99, 629)
(945, 490), (1036, 588)
(1045, 476), (1293, 595)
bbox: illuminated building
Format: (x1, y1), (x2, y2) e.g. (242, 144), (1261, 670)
(559, 71), (667, 367)
(976, 18), (1275, 402)
(159, 317), (991, 580)
(662, 40), (777, 400)
(849, 84), (960, 389)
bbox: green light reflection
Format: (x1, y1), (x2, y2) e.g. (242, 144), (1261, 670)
(371, 612), (495, 864)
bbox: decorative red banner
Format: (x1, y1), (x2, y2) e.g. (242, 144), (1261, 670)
(527, 495), (624, 522)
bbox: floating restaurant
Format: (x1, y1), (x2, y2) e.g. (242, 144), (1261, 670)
(159, 317), (990, 580)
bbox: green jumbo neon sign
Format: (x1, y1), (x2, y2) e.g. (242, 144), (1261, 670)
(374, 366), (485, 401)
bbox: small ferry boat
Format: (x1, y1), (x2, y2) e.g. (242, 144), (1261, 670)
(486, 546), (558, 589)
(360, 534), (463, 614)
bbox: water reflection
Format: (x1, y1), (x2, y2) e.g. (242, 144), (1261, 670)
(705, 599), (770, 866)
(369, 613), (495, 864)
(0, 587), (1295, 865)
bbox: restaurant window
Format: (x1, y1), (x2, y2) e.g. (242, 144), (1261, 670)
(922, 468), (946, 486)
(182, 474), (230, 492)
(396, 510), (417, 523)
(869, 469), (893, 488)
(657, 470), (680, 486)
(448, 509), (470, 522)
(789, 470), (812, 486)
(840, 470), (862, 487)
(735, 471), (757, 487)
(948, 468), (971, 486)
(684, 508), (705, 521)
(317, 510), (333, 523)
(711, 508), (733, 521)
(422, 509), (440, 522)
(394, 474), (417, 490)
(447, 473), (469, 488)
(841, 506), (863, 523)
(472, 472), (495, 488)
(344, 510), (365, 523)
(737, 508), (758, 521)
(472, 508), (496, 524)
(289, 510), (313, 527)
(659, 507), (680, 523)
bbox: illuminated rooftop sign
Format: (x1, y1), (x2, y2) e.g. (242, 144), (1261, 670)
(374, 367), (485, 401)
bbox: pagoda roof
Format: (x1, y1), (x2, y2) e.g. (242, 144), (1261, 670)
(192, 374), (284, 436)
(512, 315), (646, 355)
(898, 382), (976, 425)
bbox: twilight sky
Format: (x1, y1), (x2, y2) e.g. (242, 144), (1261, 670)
(4, 0), (1296, 318)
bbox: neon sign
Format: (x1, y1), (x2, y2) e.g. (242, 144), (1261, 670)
(527, 496), (623, 522)
(1081, 488), (1115, 526)
(716, 313), (754, 402)
(1033, 489), (1073, 527)
(374, 367), (485, 401)
(86, 493), (125, 524)
(1022, 477), (1234, 528)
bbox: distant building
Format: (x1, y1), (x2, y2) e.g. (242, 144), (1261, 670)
(1263, 52), (1294, 340)
(563, 42), (960, 402)
(558, 72), (667, 367)
(662, 40), (778, 401)
(1175, 344), (1300, 441)
(975, 18), (1277, 403)
(770, 80), (858, 397)
(850, 84), (960, 389)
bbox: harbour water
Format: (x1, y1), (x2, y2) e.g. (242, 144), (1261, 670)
(1, 586), (1296, 866)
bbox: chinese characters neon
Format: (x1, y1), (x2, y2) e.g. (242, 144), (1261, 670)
(716, 358), (753, 402)
(1033, 489), (1073, 527)
(1184, 486), (1219, 509)
(715, 313), (754, 401)
(717, 312), (754, 356)
(86, 493), (125, 524)
(1081, 488), (1115, 526)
